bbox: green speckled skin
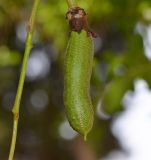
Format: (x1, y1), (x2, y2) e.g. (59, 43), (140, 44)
(64, 30), (94, 139)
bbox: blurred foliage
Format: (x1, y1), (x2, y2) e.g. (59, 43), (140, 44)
(0, 0), (151, 159)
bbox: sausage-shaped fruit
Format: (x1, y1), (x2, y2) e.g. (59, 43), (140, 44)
(64, 30), (94, 140)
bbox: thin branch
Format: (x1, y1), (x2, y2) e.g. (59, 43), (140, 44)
(8, 0), (40, 160)
(66, 0), (76, 8)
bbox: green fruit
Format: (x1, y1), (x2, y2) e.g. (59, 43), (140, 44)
(64, 30), (94, 140)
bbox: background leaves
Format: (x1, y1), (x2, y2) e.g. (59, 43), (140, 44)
(0, 0), (151, 159)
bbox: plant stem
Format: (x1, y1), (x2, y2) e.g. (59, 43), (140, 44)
(8, 0), (40, 160)
(66, 0), (76, 8)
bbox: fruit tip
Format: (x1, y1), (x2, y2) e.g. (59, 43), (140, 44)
(84, 133), (87, 141)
